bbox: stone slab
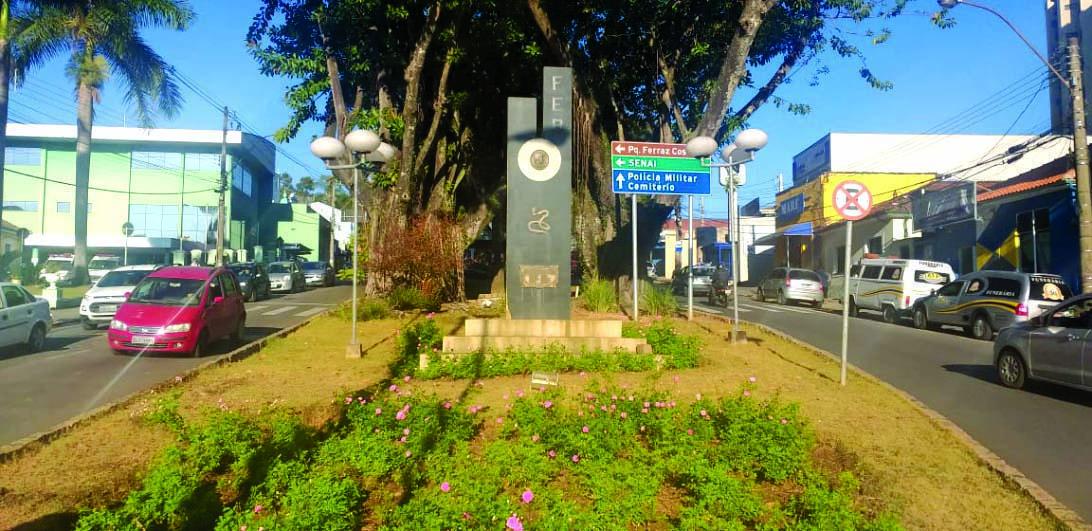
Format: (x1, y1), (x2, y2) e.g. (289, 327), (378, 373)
(462, 318), (623, 338)
(442, 335), (648, 354)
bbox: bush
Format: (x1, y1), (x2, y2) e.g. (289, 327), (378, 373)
(387, 285), (437, 311)
(640, 281), (677, 316)
(581, 277), (617, 313)
(334, 298), (392, 321)
(638, 320), (701, 369)
(370, 213), (463, 303)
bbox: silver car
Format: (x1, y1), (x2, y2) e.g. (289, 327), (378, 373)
(267, 261), (305, 293)
(671, 265), (714, 295)
(912, 271), (1071, 340)
(994, 294), (1092, 391)
(756, 267), (824, 307)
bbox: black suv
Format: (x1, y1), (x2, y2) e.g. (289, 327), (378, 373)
(227, 262), (272, 302)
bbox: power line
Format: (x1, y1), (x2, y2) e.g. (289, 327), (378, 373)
(5, 167), (217, 195)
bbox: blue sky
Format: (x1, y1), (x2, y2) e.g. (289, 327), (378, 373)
(7, 0), (1052, 217)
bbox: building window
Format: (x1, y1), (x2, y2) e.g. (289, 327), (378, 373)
(132, 151), (183, 171)
(1017, 209), (1050, 274)
(184, 152), (221, 172)
(835, 245), (846, 274)
(181, 204), (217, 243)
(2, 201), (38, 212)
(56, 201), (71, 213)
(5, 147), (41, 166)
(129, 203), (180, 238)
(867, 236), (883, 255)
(232, 164), (252, 196)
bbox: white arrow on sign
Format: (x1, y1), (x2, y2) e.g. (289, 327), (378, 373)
(614, 144), (626, 154)
(615, 174), (625, 187)
(615, 158), (625, 167)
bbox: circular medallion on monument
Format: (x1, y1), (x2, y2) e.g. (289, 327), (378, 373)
(517, 138), (561, 182)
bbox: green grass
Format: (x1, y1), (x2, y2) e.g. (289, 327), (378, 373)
(580, 277), (617, 313)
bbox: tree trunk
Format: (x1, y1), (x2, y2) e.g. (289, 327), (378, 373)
(73, 78), (94, 283)
(398, 0), (442, 220)
(696, 0), (776, 137)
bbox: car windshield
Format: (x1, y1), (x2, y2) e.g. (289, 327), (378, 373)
(789, 270), (820, 281)
(692, 267), (714, 277)
(228, 266), (253, 279)
(96, 270), (152, 288)
(128, 277), (206, 306)
(42, 260), (72, 273)
(268, 263), (291, 273)
(89, 259), (119, 270)
(302, 262), (325, 271)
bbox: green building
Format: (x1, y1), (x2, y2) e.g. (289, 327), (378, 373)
(273, 203), (332, 262)
(2, 124), (279, 265)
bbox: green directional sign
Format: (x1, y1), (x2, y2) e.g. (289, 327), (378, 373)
(611, 155), (707, 172)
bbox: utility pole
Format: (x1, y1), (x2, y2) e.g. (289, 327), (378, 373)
(328, 175), (337, 268)
(776, 172), (783, 193)
(216, 106), (228, 266)
(1069, 36), (1092, 293)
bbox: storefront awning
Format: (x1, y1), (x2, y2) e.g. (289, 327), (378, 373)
(755, 222), (812, 246)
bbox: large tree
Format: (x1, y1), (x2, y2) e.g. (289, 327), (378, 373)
(249, 0), (908, 293)
(14, 0), (192, 282)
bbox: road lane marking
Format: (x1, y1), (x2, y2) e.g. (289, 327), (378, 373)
(247, 306), (267, 312)
(296, 307), (326, 317)
(262, 306), (298, 316)
(741, 303), (780, 312)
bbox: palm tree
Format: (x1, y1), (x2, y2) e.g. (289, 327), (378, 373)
(14, 0), (193, 282)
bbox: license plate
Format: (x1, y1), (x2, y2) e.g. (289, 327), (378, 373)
(98, 304), (117, 313)
(131, 335), (155, 345)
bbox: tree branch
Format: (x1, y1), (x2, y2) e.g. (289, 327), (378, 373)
(414, 50), (453, 179)
(722, 36), (808, 138)
(657, 51), (690, 139)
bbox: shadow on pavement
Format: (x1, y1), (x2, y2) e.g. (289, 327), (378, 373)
(0, 336), (97, 362)
(943, 363), (1092, 408)
(110, 326), (285, 359)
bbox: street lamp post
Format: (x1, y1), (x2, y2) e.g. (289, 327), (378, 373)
(939, 0), (1092, 292)
(121, 222), (134, 266)
(310, 130), (387, 358)
(686, 128), (768, 343)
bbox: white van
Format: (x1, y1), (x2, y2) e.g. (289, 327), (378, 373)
(828, 258), (955, 323)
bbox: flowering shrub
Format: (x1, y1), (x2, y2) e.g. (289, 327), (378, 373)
(370, 213), (463, 303)
(391, 316), (444, 376)
(75, 383), (900, 530)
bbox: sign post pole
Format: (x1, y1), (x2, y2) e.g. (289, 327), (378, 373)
(831, 179), (872, 387)
(632, 194), (639, 321)
(840, 219), (852, 386)
(687, 195), (694, 321)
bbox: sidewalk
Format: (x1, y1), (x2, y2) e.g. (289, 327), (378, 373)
(51, 306), (81, 328)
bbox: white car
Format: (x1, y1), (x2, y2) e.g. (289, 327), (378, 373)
(80, 265), (161, 330)
(0, 282), (51, 352)
(88, 255), (122, 283)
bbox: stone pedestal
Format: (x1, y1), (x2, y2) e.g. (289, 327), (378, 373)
(434, 318), (650, 369)
(41, 286), (62, 309)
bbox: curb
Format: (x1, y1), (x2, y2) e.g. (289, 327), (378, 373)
(0, 309), (333, 463)
(693, 308), (1090, 531)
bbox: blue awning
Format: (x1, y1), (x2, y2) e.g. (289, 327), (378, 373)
(755, 222), (812, 245)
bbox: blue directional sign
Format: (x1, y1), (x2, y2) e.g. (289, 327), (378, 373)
(610, 141), (711, 195)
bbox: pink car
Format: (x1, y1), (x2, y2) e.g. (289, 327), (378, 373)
(108, 266), (247, 357)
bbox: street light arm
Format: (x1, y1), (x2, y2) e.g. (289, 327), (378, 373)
(954, 0), (1070, 90)
(697, 151), (756, 169)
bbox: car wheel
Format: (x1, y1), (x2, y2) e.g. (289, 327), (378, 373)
(246, 288), (256, 303)
(882, 305), (898, 324)
(848, 297), (859, 318)
(777, 290), (787, 305)
(231, 317), (246, 345)
(81, 319), (98, 331)
(912, 306), (929, 330)
(25, 323), (46, 353)
(755, 287), (764, 302)
(971, 314), (994, 340)
(997, 349), (1027, 389)
(191, 331), (209, 358)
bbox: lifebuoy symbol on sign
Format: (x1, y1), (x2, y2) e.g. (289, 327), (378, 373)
(831, 180), (873, 221)
(517, 138), (562, 182)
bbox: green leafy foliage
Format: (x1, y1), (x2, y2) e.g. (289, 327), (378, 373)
(387, 285), (438, 311)
(77, 384), (899, 530)
(581, 277), (618, 313)
(640, 281), (678, 316)
(333, 297), (392, 322)
(636, 320), (701, 369)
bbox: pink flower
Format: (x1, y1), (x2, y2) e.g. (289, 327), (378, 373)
(641, 408), (649, 414)
(611, 394), (618, 401)
(403, 375), (412, 383)
(253, 504), (263, 514)
(443, 401), (452, 409)
(748, 376), (757, 383)
(781, 418), (789, 425)
(673, 375), (680, 383)
(700, 409), (708, 418)
(399, 436), (407, 443)
(579, 371), (587, 377)
(581, 425), (590, 433)
(440, 481), (451, 492)
(531, 434), (540, 442)
(620, 412), (628, 419)
(687, 429), (694, 436)
(571, 454), (580, 463)
(542, 400), (553, 409)
(427, 312), (435, 319)
(743, 390), (751, 397)
(344, 396), (353, 404)
(548, 449), (557, 458)
(405, 450), (412, 458)
(506, 514), (524, 531)
(643, 401), (651, 408)
(375, 407), (383, 415)
(521, 489), (534, 503)
(516, 389), (525, 398)
(503, 394), (510, 400)
(463, 512), (472, 520)
(496, 417), (504, 424)
(396, 410), (407, 421)
(389, 384), (399, 392)
(403, 428), (411, 435)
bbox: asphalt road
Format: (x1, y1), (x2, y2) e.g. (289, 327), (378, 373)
(0, 284), (351, 447)
(680, 289), (1092, 522)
